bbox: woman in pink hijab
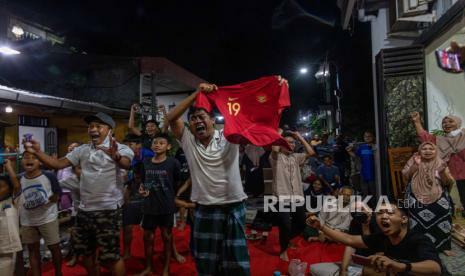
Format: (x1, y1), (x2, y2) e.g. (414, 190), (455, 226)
(412, 112), (465, 217)
(403, 142), (456, 256)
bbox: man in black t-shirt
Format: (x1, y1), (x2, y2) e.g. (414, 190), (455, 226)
(128, 103), (162, 149)
(307, 201), (442, 275)
(139, 134), (180, 276)
(311, 201), (379, 276)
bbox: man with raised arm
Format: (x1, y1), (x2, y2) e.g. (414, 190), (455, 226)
(166, 82), (250, 275)
(23, 112), (133, 276)
(270, 129), (315, 261)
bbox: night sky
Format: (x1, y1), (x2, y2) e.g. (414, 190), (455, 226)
(11, 0), (374, 137)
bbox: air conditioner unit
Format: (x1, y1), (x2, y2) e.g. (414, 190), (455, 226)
(389, 0), (435, 38)
(397, 0), (434, 18)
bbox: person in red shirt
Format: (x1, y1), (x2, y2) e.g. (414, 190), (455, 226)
(194, 75), (290, 149)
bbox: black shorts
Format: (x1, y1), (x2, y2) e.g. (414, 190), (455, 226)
(122, 201), (143, 226)
(141, 213), (174, 230)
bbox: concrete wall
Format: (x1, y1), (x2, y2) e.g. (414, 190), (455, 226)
(369, 8), (414, 196)
(425, 18), (465, 130)
(157, 93), (190, 121)
(370, 9), (413, 64)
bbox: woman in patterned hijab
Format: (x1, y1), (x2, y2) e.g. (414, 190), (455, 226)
(403, 142), (456, 256)
(403, 142), (454, 204)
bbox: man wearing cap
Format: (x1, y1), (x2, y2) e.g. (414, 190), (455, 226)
(23, 112), (134, 276)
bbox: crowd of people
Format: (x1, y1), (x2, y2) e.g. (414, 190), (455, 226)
(0, 77), (464, 276)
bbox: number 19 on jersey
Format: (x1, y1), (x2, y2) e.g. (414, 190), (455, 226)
(227, 102), (241, 116)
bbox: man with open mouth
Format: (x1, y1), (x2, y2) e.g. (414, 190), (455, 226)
(128, 103), (162, 150)
(23, 112), (134, 276)
(306, 200), (443, 275)
(166, 81), (249, 275)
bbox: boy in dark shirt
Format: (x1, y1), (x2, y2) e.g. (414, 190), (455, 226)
(139, 134), (180, 276)
(307, 200), (443, 275)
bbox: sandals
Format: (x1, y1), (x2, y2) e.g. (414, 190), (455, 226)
(453, 224), (465, 236)
(246, 230), (269, 241)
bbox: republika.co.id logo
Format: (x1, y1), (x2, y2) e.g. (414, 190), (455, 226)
(263, 195), (422, 213)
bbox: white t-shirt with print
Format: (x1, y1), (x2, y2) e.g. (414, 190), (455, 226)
(19, 174), (58, 227)
(66, 139), (134, 211)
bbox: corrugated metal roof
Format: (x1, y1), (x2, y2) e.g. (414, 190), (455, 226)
(0, 84), (128, 115)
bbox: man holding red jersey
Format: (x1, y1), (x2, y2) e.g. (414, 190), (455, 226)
(166, 76), (287, 275)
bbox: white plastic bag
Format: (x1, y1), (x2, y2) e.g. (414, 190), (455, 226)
(288, 259), (307, 276)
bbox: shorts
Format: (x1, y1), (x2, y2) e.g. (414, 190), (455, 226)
(122, 201), (143, 226)
(178, 188), (191, 202)
(21, 219), (60, 246)
(141, 213), (174, 230)
(74, 209), (122, 262)
(0, 252), (17, 276)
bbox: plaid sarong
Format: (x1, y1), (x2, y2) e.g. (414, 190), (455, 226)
(193, 201), (251, 276)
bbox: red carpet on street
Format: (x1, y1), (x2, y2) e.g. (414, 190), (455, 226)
(42, 226), (344, 275)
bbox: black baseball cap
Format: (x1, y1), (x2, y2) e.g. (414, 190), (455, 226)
(145, 119), (159, 126)
(84, 112), (116, 129)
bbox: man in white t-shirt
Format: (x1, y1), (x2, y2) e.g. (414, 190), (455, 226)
(24, 112), (133, 276)
(166, 82), (251, 275)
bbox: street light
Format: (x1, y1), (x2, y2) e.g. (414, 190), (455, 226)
(314, 62), (330, 81)
(299, 67), (308, 74)
(0, 46), (20, 55)
(11, 26), (24, 37)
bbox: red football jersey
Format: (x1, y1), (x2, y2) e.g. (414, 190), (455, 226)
(194, 76), (290, 149)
